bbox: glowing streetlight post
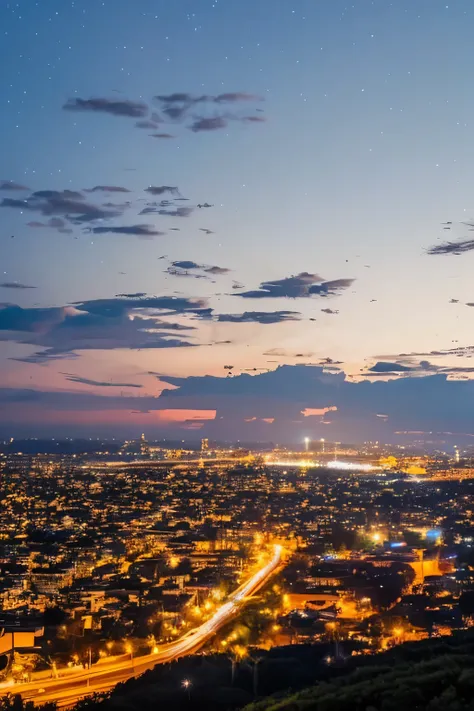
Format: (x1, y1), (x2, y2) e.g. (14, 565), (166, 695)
(182, 678), (192, 701)
(126, 642), (134, 671)
(304, 437), (310, 452)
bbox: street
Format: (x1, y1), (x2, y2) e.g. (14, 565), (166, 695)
(3, 545), (283, 708)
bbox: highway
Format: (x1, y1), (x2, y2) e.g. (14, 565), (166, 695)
(3, 545), (282, 708)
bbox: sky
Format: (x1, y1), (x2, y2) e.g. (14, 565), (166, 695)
(2, 0), (474, 442)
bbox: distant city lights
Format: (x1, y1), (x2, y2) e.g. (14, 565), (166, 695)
(267, 458), (380, 472)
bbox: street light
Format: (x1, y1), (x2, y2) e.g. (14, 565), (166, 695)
(125, 642), (134, 670)
(182, 678), (192, 700)
(304, 437), (310, 452)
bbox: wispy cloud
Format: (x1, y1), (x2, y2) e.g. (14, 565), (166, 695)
(235, 272), (354, 299)
(217, 310), (301, 324)
(0, 180), (29, 191)
(189, 116), (228, 133)
(0, 282), (36, 289)
(62, 373), (143, 388)
(89, 224), (165, 237)
(63, 97), (149, 118)
(145, 185), (181, 196)
(84, 185), (130, 193)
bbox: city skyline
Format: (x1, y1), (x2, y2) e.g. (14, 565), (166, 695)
(2, 0), (474, 438)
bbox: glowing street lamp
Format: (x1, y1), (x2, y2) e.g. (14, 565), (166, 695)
(304, 437), (310, 452)
(182, 678), (192, 700)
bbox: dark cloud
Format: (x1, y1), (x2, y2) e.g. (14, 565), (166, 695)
(369, 361), (415, 373)
(2, 189), (121, 223)
(63, 97), (148, 118)
(165, 267), (209, 280)
(169, 261), (229, 275)
(171, 261), (202, 270)
(204, 265), (230, 275)
(5, 365), (474, 441)
(135, 120), (158, 129)
(217, 310), (301, 324)
(242, 115), (267, 123)
(156, 207), (193, 218)
(150, 133), (174, 139)
(84, 185), (130, 193)
(1, 295), (208, 362)
(427, 238), (474, 255)
(214, 92), (261, 103)
(154, 93), (208, 122)
(0, 282), (36, 290)
(156, 92), (204, 103)
(378, 345), (474, 359)
(27, 217), (68, 229)
(309, 279), (355, 295)
(0, 304), (65, 333)
(189, 117), (228, 133)
(115, 292), (147, 298)
(62, 373), (143, 388)
(321, 308), (339, 315)
(235, 272), (354, 299)
(145, 185), (181, 196)
(89, 224), (164, 237)
(155, 92), (261, 112)
(0, 181), (29, 191)
(73, 295), (208, 318)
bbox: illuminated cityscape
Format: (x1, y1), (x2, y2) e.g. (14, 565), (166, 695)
(0, 436), (473, 706)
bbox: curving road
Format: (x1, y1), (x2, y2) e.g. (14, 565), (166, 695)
(4, 545), (282, 708)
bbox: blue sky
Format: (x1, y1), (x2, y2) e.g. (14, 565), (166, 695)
(1, 0), (474, 440)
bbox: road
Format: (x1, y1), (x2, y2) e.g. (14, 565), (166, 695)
(3, 545), (282, 708)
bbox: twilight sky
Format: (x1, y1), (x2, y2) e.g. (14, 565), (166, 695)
(2, 0), (474, 442)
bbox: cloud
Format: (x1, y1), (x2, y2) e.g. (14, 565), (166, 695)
(189, 116), (228, 133)
(84, 185), (130, 193)
(150, 133), (174, 139)
(165, 267), (209, 280)
(171, 261), (202, 270)
(309, 279), (354, 295)
(217, 310), (301, 324)
(156, 207), (193, 218)
(5, 365), (474, 440)
(235, 272), (354, 299)
(2, 189), (121, 223)
(115, 292), (147, 299)
(62, 373), (143, 388)
(155, 92), (261, 118)
(74, 294), (207, 317)
(89, 224), (164, 237)
(1, 294), (208, 362)
(204, 265), (230, 275)
(63, 97), (148, 118)
(0, 181), (29, 191)
(135, 120), (159, 129)
(321, 308), (339, 315)
(145, 185), (181, 196)
(242, 115), (266, 123)
(369, 361), (415, 373)
(427, 238), (474, 255)
(169, 261), (229, 276)
(0, 304), (65, 333)
(0, 282), (36, 289)
(214, 92), (261, 103)
(26, 217), (72, 233)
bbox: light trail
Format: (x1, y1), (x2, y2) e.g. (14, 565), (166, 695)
(6, 545), (283, 708)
